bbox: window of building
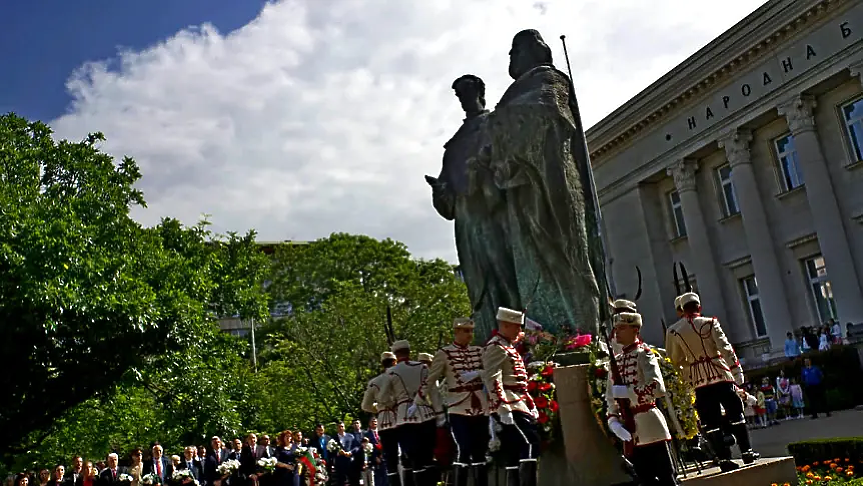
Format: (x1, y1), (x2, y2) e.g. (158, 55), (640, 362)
(741, 276), (768, 338)
(715, 164), (739, 217)
(668, 190), (687, 238)
(804, 255), (838, 323)
(842, 97), (863, 162)
(774, 134), (804, 191)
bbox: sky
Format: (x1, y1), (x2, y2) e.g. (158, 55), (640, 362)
(1, 0), (762, 262)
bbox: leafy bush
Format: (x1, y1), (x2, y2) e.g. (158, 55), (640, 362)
(788, 438), (863, 467)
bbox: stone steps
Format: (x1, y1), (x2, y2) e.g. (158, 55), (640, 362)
(680, 456), (797, 486)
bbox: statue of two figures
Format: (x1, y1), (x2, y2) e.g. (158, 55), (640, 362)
(426, 29), (608, 340)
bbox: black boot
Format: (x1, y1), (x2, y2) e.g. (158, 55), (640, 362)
(386, 471), (402, 486)
(402, 468), (415, 486)
(705, 430), (732, 462)
(729, 422), (758, 463)
(451, 465), (468, 486)
(472, 464), (488, 486)
(505, 466), (520, 486)
(518, 461), (537, 486)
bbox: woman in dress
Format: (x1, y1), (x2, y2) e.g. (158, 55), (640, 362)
(127, 449), (144, 486)
(273, 431), (298, 486)
(776, 369), (792, 420)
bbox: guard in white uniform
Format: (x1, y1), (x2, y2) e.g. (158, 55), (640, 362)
(426, 317), (488, 486)
(665, 292), (759, 472)
(378, 340), (437, 486)
(483, 307), (539, 486)
(361, 351), (399, 485)
(606, 312), (677, 486)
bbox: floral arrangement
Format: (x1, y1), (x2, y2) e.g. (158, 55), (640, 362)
(141, 474), (160, 486)
(326, 438), (342, 454)
(311, 449), (328, 485)
(217, 459), (241, 477)
(256, 457), (278, 473)
(526, 361), (559, 442)
(796, 458), (859, 484)
(118, 474), (133, 484)
(171, 469), (199, 486)
(363, 442), (374, 457)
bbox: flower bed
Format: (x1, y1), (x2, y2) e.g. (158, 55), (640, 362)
(786, 439), (863, 485)
(793, 458), (861, 484)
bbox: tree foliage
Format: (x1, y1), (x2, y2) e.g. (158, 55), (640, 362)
(0, 114), (270, 456)
(256, 234), (470, 430)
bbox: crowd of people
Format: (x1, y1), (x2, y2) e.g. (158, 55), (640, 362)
(739, 358), (831, 429)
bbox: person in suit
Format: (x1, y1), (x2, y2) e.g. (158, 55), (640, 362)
(64, 458), (84, 486)
(333, 422), (361, 486)
(307, 425), (330, 479)
(238, 434), (257, 486)
(205, 436), (231, 486)
(145, 445), (174, 485)
(98, 454), (121, 486)
(178, 446), (204, 483)
(364, 418), (387, 486)
(255, 435), (275, 460)
(47, 466), (64, 486)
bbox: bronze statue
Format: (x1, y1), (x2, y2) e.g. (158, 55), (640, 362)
(427, 30), (606, 337)
(425, 75), (521, 338)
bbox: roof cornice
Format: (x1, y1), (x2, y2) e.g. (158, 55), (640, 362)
(586, 0), (839, 161)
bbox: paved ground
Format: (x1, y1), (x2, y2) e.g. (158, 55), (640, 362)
(748, 408), (863, 457)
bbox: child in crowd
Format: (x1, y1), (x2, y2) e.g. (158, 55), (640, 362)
(755, 383), (767, 428)
(790, 377), (805, 419)
(360, 437), (374, 486)
(740, 384), (759, 429)
(760, 377), (779, 426)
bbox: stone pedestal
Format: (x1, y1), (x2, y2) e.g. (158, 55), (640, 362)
(680, 457), (796, 486)
(538, 364), (631, 486)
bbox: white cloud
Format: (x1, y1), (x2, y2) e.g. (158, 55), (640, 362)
(50, 0), (758, 261)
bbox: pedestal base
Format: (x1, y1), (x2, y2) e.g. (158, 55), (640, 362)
(534, 364), (631, 486)
(680, 457), (796, 486)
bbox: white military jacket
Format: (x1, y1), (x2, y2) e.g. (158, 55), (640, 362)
(426, 343), (488, 416)
(378, 360), (436, 426)
(665, 314), (744, 389)
(605, 341), (671, 447)
(482, 334), (537, 418)
(360, 371), (397, 431)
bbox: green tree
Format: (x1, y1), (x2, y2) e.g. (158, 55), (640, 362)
(0, 114), (270, 456)
(257, 234), (470, 430)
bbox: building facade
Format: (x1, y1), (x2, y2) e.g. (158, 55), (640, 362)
(587, 0), (863, 365)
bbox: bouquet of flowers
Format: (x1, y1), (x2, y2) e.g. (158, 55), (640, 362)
(526, 361), (560, 442)
(256, 457), (278, 474)
(117, 474), (133, 484)
(141, 474), (160, 486)
(217, 459), (241, 477)
(171, 469), (198, 486)
(326, 439), (342, 454)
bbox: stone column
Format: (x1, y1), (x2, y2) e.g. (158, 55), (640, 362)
(777, 95), (863, 327)
(718, 129), (794, 347)
(666, 160), (728, 321)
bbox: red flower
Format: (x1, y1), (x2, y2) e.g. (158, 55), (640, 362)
(538, 411), (549, 424)
(539, 382), (552, 392)
(548, 400), (559, 412)
(535, 396), (549, 409)
(541, 365), (555, 377)
(594, 367), (608, 379)
(575, 334), (592, 347)
(527, 381), (539, 392)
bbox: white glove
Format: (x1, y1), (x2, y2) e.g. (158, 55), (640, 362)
(608, 418), (632, 442)
(735, 371), (745, 386)
(498, 410), (515, 425)
(611, 385), (631, 400)
(407, 403), (417, 417)
(461, 371), (480, 382)
(435, 414), (447, 427)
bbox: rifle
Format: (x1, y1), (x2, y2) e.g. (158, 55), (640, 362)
(385, 305), (396, 346)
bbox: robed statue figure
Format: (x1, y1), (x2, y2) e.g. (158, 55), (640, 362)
(480, 29), (603, 334)
(426, 75), (521, 337)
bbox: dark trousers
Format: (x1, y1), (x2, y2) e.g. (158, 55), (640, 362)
(398, 421), (437, 471)
(335, 466), (359, 486)
(498, 411), (540, 467)
(694, 382), (752, 460)
(631, 442), (677, 486)
(379, 428), (401, 480)
(449, 414), (489, 466)
(805, 383), (830, 417)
